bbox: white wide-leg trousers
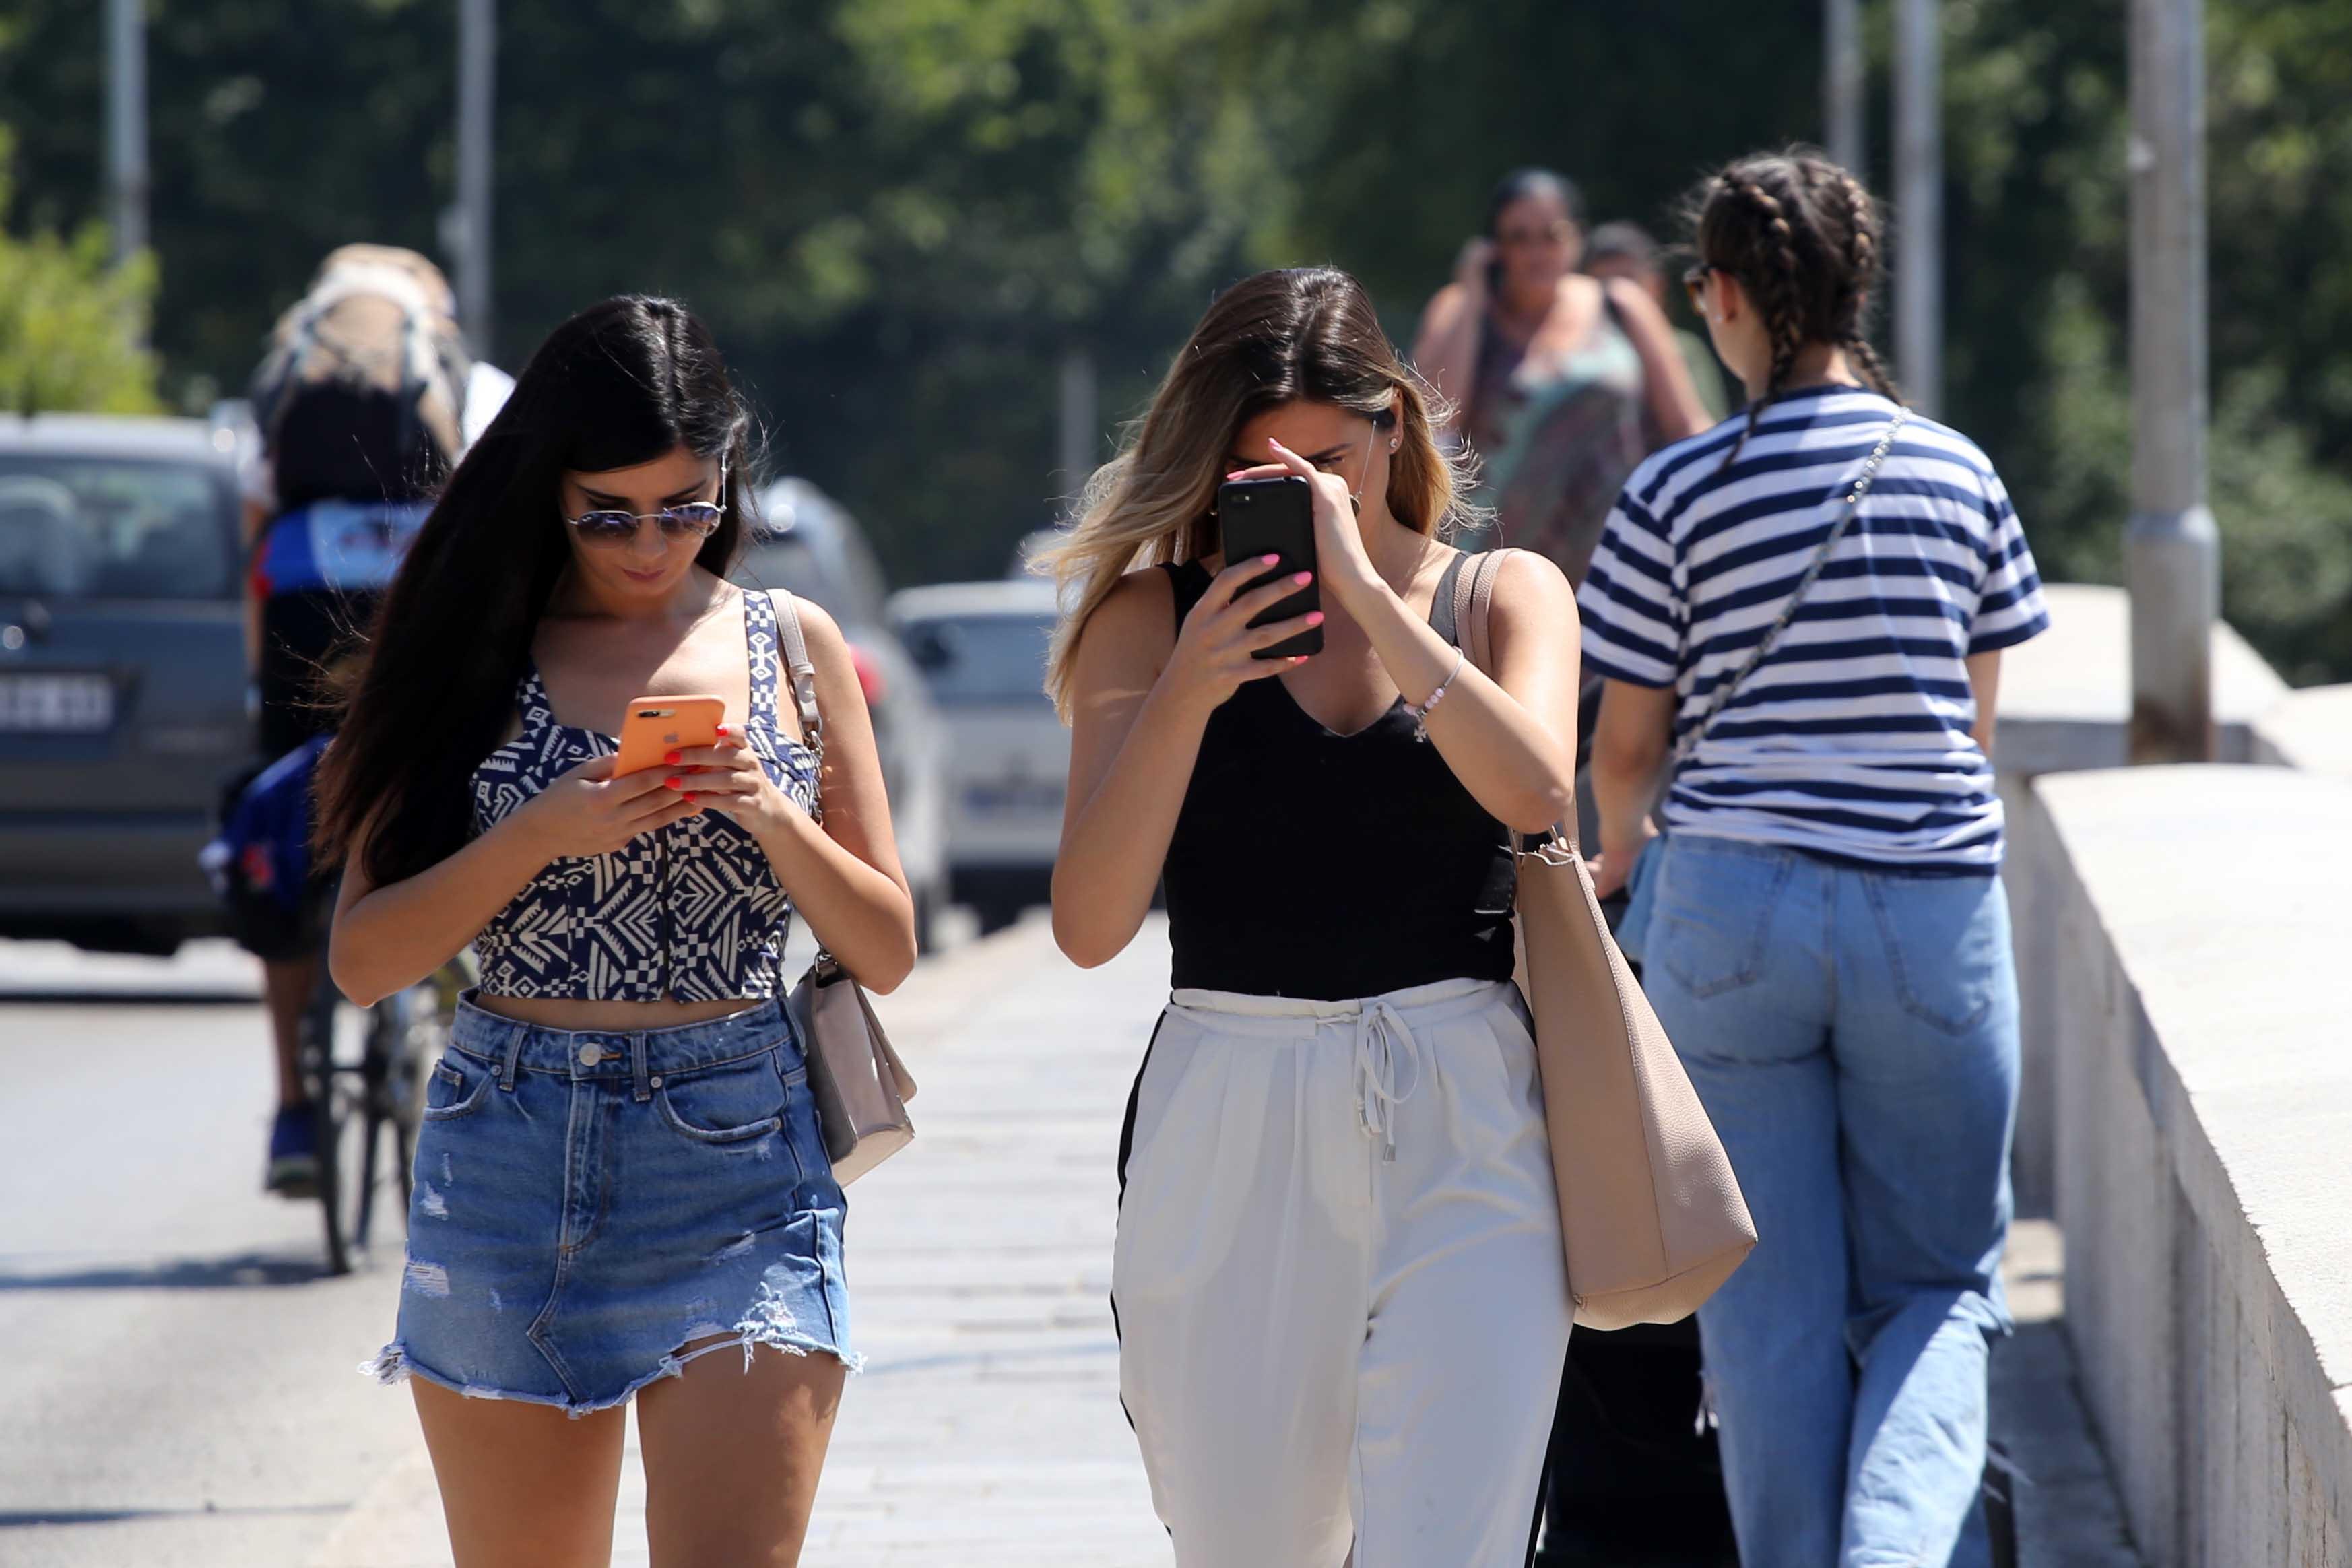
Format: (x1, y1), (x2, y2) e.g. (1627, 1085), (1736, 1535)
(1113, 977), (1574, 1568)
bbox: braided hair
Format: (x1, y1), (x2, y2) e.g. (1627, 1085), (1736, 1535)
(1687, 148), (1902, 469)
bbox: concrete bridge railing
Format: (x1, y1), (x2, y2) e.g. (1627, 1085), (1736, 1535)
(1992, 585), (2352, 1565)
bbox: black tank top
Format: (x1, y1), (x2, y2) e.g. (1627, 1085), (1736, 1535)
(1159, 555), (1517, 1000)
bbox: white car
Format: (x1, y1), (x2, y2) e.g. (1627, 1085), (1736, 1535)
(886, 579), (1068, 933)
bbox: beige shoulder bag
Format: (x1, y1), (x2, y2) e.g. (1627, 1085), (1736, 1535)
(1454, 550), (1755, 1329)
(769, 591), (917, 1185)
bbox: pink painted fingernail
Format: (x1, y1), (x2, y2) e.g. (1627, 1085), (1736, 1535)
(1305, 611), (1326, 627)
(1292, 570), (1313, 585)
(1260, 553), (1280, 565)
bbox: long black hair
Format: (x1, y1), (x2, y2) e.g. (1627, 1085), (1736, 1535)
(316, 295), (754, 890)
(1687, 148), (1901, 467)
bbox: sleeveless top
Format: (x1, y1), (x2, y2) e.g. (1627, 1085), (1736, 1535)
(1158, 557), (1517, 1001)
(1466, 299), (1647, 587)
(468, 589), (821, 1002)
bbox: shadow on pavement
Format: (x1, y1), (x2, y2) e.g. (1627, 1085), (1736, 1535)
(0, 1248), (341, 1291)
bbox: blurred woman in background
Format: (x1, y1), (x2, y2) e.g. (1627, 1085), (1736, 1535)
(1414, 168), (1713, 585)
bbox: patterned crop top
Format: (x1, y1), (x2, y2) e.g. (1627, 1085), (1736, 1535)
(469, 589), (820, 1002)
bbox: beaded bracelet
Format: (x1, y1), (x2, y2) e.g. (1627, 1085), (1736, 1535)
(1406, 646), (1468, 741)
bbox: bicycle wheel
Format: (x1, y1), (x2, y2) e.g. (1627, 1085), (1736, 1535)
(301, 977), (355, 1276)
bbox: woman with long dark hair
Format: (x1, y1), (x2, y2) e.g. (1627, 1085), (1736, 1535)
(1414, 168), (1713, 584)
(1581, 152), (2048, 1567)
(318, 296), (915, 1565)
(1044, 267), (1583, 1565)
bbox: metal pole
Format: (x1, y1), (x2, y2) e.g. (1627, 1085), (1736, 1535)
(1825, 0), (1866, 174)
(105, 0), (148, 265)
(455, 0), (496, 359)
(2126, 0), (2218, 763)
(1057, 348), (1098, 502)
(1893, 0), (1941, 415)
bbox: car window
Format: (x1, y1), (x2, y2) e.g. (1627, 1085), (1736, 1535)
(901, 612), (1055, 707)
(0, 457), (236, 601)
(734, 538), (853, 622)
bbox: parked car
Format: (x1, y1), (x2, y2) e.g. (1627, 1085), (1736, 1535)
(886, 579), (1067, 934)
(734, 478), (950, 950)
(0, 414), (249, 954)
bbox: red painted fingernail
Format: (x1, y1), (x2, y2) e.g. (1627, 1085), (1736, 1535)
(663, 750), (681, 765)
(665, 775), (682, 789)
(1305, 611), (1325, 626)
(1292, 570), (1313, 585)
(683, 791), (698, 802)
(716, 724), (732, 738)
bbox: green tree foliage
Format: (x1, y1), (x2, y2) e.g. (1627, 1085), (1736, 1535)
(0, 129), (158, 414)
(1, 0), (2345, 676)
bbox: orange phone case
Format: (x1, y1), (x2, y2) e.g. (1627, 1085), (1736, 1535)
(613, 694), (726, 775)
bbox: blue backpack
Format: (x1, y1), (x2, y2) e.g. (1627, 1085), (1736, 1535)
(201, 735), (333, 960)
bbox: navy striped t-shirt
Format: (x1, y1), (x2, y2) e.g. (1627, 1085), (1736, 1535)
(1577, 387), (2049, 870)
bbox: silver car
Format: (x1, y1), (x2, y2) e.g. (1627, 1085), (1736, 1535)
(0, 415), (249, 954)
(734, 479), (951, 950)
(886, 579), (1068, 934)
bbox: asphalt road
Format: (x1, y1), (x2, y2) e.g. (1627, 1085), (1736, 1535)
(0, 938), (422, 1568)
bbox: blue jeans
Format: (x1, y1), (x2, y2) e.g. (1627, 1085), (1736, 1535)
(1643, 834), (2016, 1568)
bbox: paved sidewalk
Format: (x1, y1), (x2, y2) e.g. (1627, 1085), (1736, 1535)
(311, 913), (1175, 1567)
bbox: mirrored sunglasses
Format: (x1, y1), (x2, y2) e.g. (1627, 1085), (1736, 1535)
(564, 498), (725, 546)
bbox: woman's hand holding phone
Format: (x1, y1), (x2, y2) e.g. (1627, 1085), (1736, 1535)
(1160, 554), (1326, 719)
(659, 724), (800, 830)
(1228, 438), (1383, 614)
(1454, 236), (1497, 299)
(513, 754), (703, 861)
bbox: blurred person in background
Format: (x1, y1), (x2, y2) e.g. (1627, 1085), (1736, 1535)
(1586, 219), (1732, 429)
(1414, 168), (1713, 585)
(240, 245), (471, 1194)
(1580, 150), (2048, 1568)
(318, 296), (913, 1565)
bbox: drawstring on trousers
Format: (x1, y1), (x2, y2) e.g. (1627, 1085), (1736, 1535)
(1352, 998), (1423, 1163)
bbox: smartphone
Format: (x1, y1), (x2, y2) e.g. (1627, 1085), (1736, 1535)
(1216, 473), (1323, 660)
(614, 694), (727, 775)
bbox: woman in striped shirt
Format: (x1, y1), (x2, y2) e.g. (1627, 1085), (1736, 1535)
(1579, 151), (2048, 1568)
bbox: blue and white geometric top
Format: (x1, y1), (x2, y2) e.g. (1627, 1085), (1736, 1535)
(468, 589), (820, 1001)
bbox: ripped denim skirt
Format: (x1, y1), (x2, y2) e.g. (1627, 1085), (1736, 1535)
(362, 994), (857, 1416)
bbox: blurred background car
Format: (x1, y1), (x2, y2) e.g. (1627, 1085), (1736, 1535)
(887, 578), (1066, 934)
(736, 477), (951, 951)
(0, 414), (249, 955)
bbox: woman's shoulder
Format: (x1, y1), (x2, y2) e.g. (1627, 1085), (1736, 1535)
(1081, 562), (1185, 645)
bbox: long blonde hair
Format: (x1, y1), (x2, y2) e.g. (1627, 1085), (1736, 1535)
(1041, 266), (1472, 717)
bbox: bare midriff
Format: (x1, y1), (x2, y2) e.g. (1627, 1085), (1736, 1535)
(469, 993), (771, 1033)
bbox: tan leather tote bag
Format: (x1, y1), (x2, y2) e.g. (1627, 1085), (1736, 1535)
(1453, 551), (1754, 1329)
(771, 591), (917, 1185)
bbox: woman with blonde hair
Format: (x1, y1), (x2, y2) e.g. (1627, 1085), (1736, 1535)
(1045, 266), (1583, 1567)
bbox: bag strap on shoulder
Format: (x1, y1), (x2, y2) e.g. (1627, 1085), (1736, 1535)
(765, 589), (826, 821)
(1664, 407), (1907, 777)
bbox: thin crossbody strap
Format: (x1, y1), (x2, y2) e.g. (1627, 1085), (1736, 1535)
(766, 589), (826, 825)
(1664, 408), (1908, 775)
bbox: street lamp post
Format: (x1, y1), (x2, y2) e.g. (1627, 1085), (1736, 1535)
(1893, 0), (1941, 416)
(1825, 0), (1866, 175)
(455, 0), (496, 358)
(105, 0), (147, 267)
(2126, 0), (2219, 763)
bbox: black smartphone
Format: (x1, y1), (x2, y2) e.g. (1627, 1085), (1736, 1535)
(1217, 473), (1322, 660)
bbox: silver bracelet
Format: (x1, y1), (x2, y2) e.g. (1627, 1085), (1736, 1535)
(1406, 646), (1468, 741)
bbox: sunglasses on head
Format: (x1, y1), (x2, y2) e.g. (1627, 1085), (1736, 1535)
(1683, 263), (1720, 310)
(564, 469), (727, 547)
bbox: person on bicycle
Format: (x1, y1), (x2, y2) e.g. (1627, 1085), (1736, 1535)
(316, 295), (915, 1565)
(242, 245), (470, 1195)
